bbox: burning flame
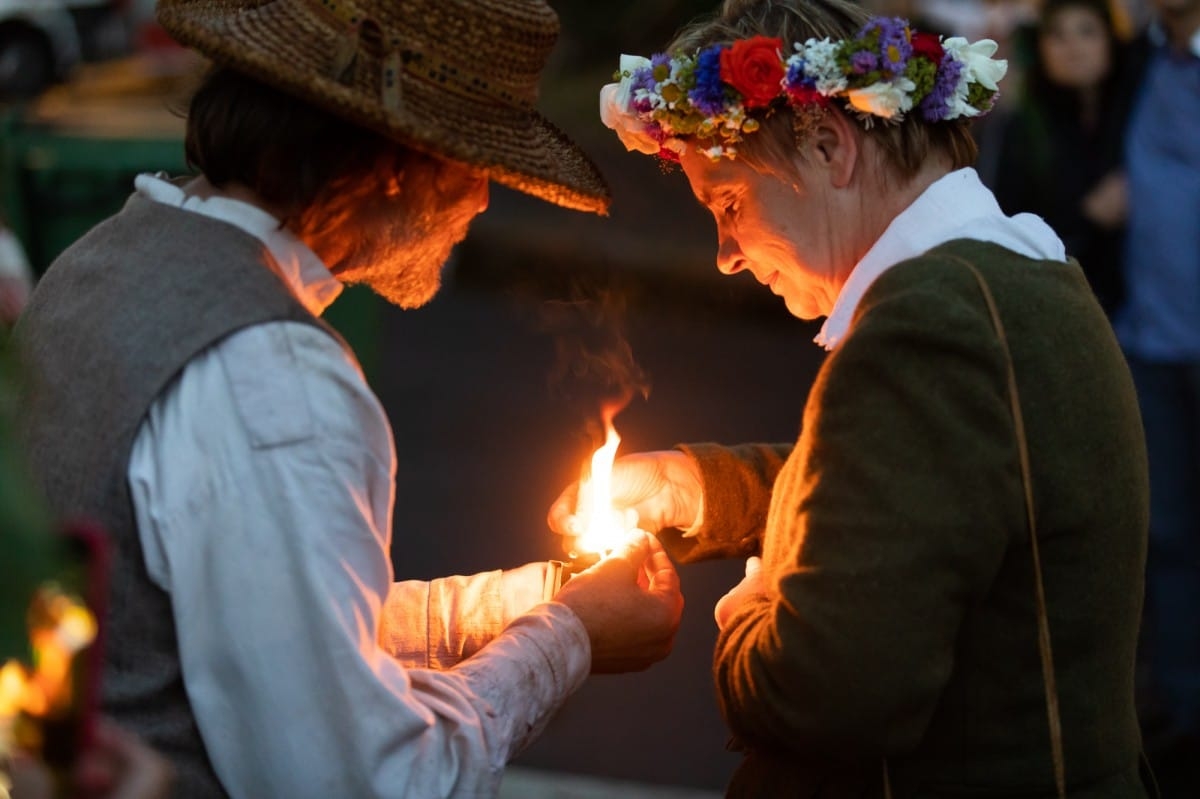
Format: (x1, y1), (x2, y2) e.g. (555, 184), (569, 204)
(0, 586), (97, 759)
(572, 405), (638, 556)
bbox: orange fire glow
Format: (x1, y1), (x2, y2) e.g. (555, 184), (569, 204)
(0, 586), (96, 758)
(572, 406), (638, 557)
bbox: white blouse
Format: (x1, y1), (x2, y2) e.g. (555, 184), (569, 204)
(816, 167), (1066, 351)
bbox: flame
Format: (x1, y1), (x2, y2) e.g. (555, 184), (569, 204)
(573, 406), (638, 556)
(0, 586), (97, 759)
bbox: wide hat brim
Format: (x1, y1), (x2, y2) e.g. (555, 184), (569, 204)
(157, 0), (610, 214)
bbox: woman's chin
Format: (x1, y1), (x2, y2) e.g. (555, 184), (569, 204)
(783, 294), (825, 321)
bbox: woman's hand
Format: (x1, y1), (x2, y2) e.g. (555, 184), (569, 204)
(554, 531), (684, 673)
(546, 450), (704, 547)
(714, 556), (765, 630)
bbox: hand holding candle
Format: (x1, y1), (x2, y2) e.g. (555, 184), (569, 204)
(554, 531), (684, 673)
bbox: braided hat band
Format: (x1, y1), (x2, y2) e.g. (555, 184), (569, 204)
(158, 0), (611, 214)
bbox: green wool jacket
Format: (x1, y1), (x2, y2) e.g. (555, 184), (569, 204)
(669, 240), (1149, 798)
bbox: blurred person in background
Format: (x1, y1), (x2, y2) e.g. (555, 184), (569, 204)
(0, 224), (32, 329)
(553, 0), (1150, 794)
(1114, 0), (1200, 788)
(992, 0), (1131, 316)
(9, 0), (683, 796)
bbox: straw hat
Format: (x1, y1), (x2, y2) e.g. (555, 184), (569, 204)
(157, 0), (610, 214)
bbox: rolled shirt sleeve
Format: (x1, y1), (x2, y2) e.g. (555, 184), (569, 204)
(129, 321), (590, 798)
(382, 562), (553, 669)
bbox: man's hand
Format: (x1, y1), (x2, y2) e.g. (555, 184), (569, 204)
(547, 450), (704, 547)
(554, 531), (684, 673)
(714, 556), (765, 630)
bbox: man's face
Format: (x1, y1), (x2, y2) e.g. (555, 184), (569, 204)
(314, 156), (489, 309)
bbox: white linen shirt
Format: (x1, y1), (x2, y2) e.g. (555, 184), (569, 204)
(815, 168), (1066, 351)
(126, 174), (590, 798)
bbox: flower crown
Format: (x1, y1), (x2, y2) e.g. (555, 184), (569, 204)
(600, 17), (1007, 162)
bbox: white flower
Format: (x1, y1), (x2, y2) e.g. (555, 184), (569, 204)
(599, 83), (661, 155)
(797, 38), (848, 95)
(944, 72), (980, 118)
(846, 77), (915, 118)
(701, 145), (727, 161)
(723, 103), (747, 130)
(942, 37), (1008, 91)
(614, 54), (652, 109)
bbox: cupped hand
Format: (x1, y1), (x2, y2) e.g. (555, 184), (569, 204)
(547, 450), (704, 546)
(714, 556), (765, 630)
(553, 530), (684, 673)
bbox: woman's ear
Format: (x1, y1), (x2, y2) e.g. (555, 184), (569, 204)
(806, 109), (860, 189)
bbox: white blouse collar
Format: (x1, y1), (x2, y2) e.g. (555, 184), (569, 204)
(134, 173), (343, 317)
(814, 168), (1065, 351)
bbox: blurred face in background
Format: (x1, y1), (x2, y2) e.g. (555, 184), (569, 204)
(1039, 5), (1112, 90)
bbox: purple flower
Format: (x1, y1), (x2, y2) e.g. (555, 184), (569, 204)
(631, 64), (657, 95)
(850, 50), (879, 74)
(919, 54), (963, 121)
(689, 44), (728, 116)
(860, 17), (913, 75)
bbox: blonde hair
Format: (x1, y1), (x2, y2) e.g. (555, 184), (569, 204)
(668, 0), (978, 183)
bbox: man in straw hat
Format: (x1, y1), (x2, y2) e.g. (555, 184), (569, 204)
(10, 0), (684, 796)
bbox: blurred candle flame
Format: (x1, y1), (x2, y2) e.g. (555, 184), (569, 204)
(0, 586), (97, 760)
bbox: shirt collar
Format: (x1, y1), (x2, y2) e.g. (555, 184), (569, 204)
(814, 168), (1066, 351)
(133, 173), (343, 317)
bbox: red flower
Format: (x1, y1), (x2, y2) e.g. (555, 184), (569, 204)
(785, 85), (829, 108)
(720, 36), (785, 109)
(911, 31), (944, 66)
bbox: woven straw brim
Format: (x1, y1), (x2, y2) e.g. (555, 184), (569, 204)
(158, 0), (610, 214)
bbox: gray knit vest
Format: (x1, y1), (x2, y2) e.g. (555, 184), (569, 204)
(14, 193), (338, 798)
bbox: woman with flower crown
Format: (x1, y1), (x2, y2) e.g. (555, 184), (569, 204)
(550, 0), (1151, 795)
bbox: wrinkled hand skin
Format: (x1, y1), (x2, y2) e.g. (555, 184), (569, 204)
(554, 531), (685, 674)
(547, 450), (704, 548)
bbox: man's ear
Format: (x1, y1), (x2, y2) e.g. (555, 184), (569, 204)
(806, 109), (860, 189)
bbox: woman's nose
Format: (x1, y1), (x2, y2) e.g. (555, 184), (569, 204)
(716, 235), (746, 275)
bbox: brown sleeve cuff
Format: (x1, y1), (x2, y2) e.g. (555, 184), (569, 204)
(662, 442), (792, 563)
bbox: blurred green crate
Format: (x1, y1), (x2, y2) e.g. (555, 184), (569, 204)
(0, 109), (382, 378)
(0, 119), (188, 272)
